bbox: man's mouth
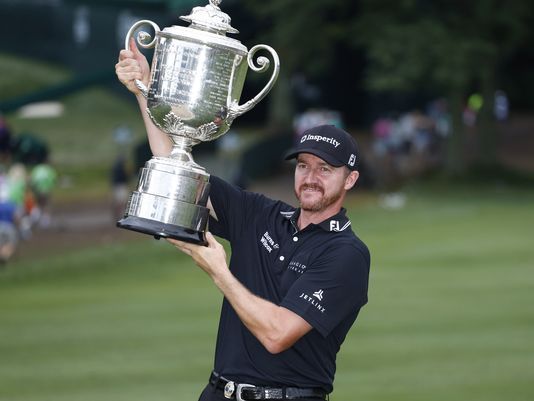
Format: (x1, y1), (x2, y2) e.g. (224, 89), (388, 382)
(301, 185), (323, 194)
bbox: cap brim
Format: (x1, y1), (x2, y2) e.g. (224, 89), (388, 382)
(284, 148), (345, 167)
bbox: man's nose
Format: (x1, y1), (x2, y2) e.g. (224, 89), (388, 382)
(303, 168), (319, 183)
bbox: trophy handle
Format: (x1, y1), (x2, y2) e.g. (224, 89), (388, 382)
(230, 44), (280, 117)
(124, 20), (161, 98)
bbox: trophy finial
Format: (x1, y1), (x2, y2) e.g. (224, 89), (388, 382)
(180, 0), (238, 35)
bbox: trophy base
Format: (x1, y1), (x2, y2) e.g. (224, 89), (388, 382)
(117, 155), (211, 246)
(117, 215), (207, 245)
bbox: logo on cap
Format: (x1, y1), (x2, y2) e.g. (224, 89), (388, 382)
(348, 154), (357, 167)
(300, 134), (340, 148)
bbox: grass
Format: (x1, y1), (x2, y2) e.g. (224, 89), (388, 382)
(1, 51), (533, 401)
(0, 239), (219, 401)
(1, 183), (533, 401)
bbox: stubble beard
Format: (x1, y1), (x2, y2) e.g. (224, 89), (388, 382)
(295, 184), (343, 212)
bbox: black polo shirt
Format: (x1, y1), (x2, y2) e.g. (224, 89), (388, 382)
(207, 176), (370, 393)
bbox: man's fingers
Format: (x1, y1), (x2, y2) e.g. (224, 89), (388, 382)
(167, 238), (195, 255)
(129, 37), (140, 54)
(116, 58), (140, 69)
(117, 70), (142, 81)
(118, 49), (135, 62)
(205, 232), (218, 248)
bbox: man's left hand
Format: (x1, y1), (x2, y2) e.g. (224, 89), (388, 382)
(167, 232), (228, 278)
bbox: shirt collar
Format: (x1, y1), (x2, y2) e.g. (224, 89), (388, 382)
(280, 208), (351, 232)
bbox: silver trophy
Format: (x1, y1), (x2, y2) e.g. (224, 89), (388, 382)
(117, 0), (280, 244)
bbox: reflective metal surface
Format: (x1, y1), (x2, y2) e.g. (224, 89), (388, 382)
(118, 0), (279, 244)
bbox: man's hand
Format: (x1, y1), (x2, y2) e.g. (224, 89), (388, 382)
(167, 232), (228, 279)
(115, 38), (150, 95)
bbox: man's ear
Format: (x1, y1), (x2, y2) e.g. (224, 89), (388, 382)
(344, 170), (359, 190)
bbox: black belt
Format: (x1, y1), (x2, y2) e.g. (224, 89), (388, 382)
(209, 371), (327, 400)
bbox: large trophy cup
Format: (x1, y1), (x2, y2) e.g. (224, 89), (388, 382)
(117, 0), (279, 244)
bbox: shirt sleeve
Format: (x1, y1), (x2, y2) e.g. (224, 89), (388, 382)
(208, 176), (276, 243)
(280, 243), (370, 337)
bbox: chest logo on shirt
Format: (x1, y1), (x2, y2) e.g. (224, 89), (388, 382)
(299, 290), (326, 313)
(313, 289), (324, 301)
(260, 231), (279, 253)
(287, 260), (307, 274)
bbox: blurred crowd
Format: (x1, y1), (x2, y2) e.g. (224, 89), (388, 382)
(288, 90), (509, 207)
(370, 101), (448, 191)
(0, 115), (57, 264)
(369, 91), (509, 192)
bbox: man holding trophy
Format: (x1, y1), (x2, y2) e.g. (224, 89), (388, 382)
(115, 1), (370, 400)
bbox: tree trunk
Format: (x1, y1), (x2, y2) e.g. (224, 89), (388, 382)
(266, 69), (294, 131)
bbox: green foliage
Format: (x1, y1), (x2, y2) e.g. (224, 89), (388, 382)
(243, 0), (356, 76)
(354, 0), (532, 172)
(354, 0), (530, 92)
(240, 0), (360, 127)
(1, 184), (534, 400)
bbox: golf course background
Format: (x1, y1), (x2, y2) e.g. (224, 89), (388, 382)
(1, 180), (533, 401)
(1, 48), (534, 401)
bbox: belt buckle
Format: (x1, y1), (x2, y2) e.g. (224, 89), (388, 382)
(236, 383), (255, 401)
(224, 381), (235, 399)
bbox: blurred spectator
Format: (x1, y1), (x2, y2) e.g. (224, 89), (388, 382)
(7, 163), (33, 239)
(427, 98), (450, 138)
(11, 132), (49, 165)
(6, 164), (27, 207)
(370, 104), (449, 190)
(293, 109), (344, 143)
(134, 139), (152, 172)
(0, 200), (19, 265)
(110, 154), (131, 221)
(412, 110), (435, 154)
(113, 124), (133, 146)
(0, 199), (19, 264)
(0, 169), (23, 263)
(494, 90), (509, 122)
(371, 115), (393, 157)
(463, 93), (484, 127)
(29, 161), (58, 228)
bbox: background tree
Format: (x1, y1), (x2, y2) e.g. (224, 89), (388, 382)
(242, 0), (358, 130)
(353, 0), (531, 174)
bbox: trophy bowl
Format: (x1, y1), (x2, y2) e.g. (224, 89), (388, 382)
(117, 0), (279, 244)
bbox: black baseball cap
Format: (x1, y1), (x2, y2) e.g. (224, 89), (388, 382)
(285, 125), (360, 170)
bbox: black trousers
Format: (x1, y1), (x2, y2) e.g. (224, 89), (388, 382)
(198, 383), (327, 401)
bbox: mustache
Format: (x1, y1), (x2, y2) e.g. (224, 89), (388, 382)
(299, 184), (324, 193)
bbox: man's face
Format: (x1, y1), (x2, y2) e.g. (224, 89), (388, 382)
(294, 153), (353, 213)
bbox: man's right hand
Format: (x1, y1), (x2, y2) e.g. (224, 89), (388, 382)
(115, 37), (150, 95)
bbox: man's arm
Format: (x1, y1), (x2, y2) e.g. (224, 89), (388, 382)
(135, 93), (173, 157)
(168, 232), (312, 354)
(115, 38), (172, 157)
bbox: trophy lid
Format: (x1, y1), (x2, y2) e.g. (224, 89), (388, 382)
(179, 0), (239, 35)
